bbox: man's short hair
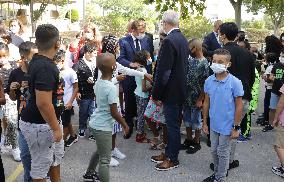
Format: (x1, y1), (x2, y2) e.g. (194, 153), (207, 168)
(83, 43), (96, 54)
(35, 24), (59, 51)
(213, 48), (231, 61)
(19, 41), (37, 57)
(131, 20), (144, 31)
(162, 10), (179, 26)
(219, 22), (238, 41)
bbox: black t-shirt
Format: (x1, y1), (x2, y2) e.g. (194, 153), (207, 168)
(21, 54), (64, 124)
(7, 67), (30, 115)
(271, 62), (284, 96)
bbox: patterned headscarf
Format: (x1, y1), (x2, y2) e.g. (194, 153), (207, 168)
(101, 34), (118, 55)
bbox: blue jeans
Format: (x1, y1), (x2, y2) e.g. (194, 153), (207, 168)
(79, 99), (95, 130)
(163, 103), (183, 163)
(18, 130), (32, 182)
(210, 130), (231, 182)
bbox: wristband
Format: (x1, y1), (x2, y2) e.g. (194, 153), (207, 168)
(233, 124), (241, 130)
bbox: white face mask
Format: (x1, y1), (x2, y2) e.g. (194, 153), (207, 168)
(84, 33), (94, 40)
(0, 57), (9, 65)
(10, 26), (19, 34)
(210, 63), (227, 74)
(279, 57), (284, 64)
(136, 33), (145, 40)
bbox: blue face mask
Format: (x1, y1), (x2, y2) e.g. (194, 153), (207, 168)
(147, 58), (153, 65)
(153, 55), (158, 62)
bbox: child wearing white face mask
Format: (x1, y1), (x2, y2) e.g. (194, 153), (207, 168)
(203, 48), (244, 182)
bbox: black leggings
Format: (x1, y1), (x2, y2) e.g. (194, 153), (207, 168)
(0, 124), (5, 181)
(264, 89), (272, 122)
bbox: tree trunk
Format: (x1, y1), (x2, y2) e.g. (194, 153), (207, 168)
(230, 0), (242, 30)
(30, 0), (35, 37)
(273, 20), (280, 36)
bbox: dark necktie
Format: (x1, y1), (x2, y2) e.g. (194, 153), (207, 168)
(135, 39), (140, 51)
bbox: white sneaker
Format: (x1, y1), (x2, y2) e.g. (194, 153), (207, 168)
(110, 157), (119, 167)
(111, 148), (126, 160)
(12, 148), (21, 162)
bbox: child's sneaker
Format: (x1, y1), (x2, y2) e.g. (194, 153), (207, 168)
(78, 130), (85, 138)
(272, 166), (284, 178)
(237, 134), (248, 143)
(83, 171), (100, 182)
(180, 139), (192, 150)
(110, 157), (119, 167)
(65, 135), (78, 147)
(186, 142), (201, 154)
(202, 174), (215, 182)
(111, 148), (126, 159)
(88, 135), (96, 142)
(12, 148), (21, 162)
(262, 124), (274, 132)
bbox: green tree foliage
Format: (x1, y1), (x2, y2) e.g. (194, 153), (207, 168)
(87, 0), (157, 36)
(65, 9), (79, 23)
(242, 19), (266, 29)
(244, 0), (284, 35)
(144, 0), (206, 19)
(180, 16), (212, 39)
(245, 28), (271, 43)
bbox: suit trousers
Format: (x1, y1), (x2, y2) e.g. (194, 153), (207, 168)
(123, 76), (137, 130)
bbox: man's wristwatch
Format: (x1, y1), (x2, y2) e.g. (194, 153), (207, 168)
(233, 124), (241, 130)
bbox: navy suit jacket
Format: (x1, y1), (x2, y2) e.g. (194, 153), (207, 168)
(203, 32), (221, 57)
(117, 34), (151, 89)
(152, 29), (190, 104)
(117, 34), (151, 67)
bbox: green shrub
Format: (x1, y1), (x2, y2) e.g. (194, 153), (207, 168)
(65, 9), (79, 23)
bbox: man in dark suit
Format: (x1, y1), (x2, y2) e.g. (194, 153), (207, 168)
(117, 20), (151, 138)
(203, 20), (223, 57)
(150, 10), (190, 171)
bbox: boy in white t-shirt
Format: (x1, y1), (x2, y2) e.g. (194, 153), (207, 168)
(54, 50), (79, 147)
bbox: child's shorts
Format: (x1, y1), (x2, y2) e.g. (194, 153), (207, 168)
(144, 98), (165, 124)
(61, 108), (73, 127)
(113, 105), (122, 134)
(19, 120), (64, 179)
(275, 126), (284, 149)
(270, 92), (280, 110)
(183, 106), (202, 129)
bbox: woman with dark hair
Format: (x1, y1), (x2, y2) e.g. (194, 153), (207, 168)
(265, 35), (283, 57)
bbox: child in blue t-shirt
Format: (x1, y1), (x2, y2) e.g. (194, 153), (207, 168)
(133, 50), (152, 143)
(202, 49), (244, 182)
(83, 53), (129, 182)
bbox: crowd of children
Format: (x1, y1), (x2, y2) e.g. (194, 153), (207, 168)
(0, 10), (284, 182)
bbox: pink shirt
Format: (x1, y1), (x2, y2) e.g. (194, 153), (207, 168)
(279, 85), (284, 126)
